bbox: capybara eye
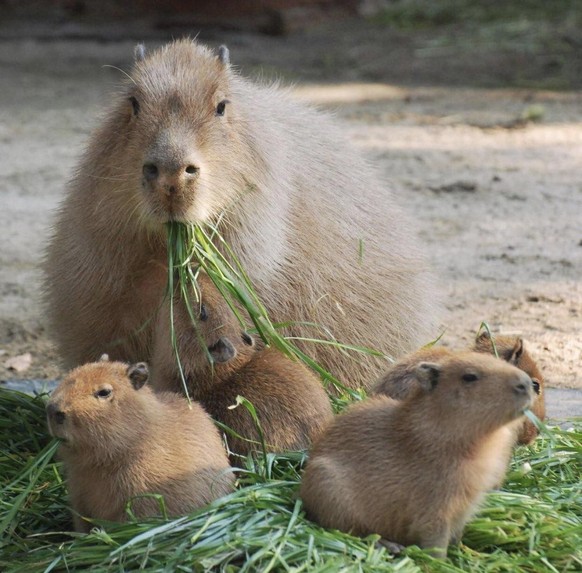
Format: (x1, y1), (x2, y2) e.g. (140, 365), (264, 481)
(215, 99), (228, 116)
(199, 303), (208, 321)
(462, 373), (478, 383)
(129, 96), (140, 116)
(95, 388), (112, 399)
(531, 378), (541, 395)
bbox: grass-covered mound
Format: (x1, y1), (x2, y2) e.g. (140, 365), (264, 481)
(1, 387), (580, 573)
(2, 221), (580, 571)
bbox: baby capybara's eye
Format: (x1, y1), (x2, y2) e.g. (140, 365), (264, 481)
(95, 388), (112, 399)
(531, 378), (541, 395)
(199, 303), (208, 322)
(462, 373), (478, 383)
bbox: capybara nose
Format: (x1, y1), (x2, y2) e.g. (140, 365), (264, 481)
(143, 161), (200, 197)
(513, 374), (533, 396)
(142, 162), (199, 182)
(47, 402), (66, 425)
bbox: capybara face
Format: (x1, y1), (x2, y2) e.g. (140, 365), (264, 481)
(121, 41), (257, 225)
(172, 273), (255, 370)
(47, 360), (149, 447)
(414, 352), (534, 427)
(474, 332), (545, 443)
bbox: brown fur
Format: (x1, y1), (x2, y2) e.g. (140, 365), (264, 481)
(473, 332), (545, 444)
(300, 352), (534, 557)
(371, 334), (545, 445)
(43, 38), (438, 389)
(151, 273), (333, 457)
(46, 359), (234, 532)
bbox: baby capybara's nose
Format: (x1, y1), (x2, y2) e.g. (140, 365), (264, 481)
(512, 373), (533, 396)
(47, 402), (66, 425)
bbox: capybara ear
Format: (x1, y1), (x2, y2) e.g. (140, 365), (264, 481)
(127, 362), (149, 390)
(475, 330), (491, 344)
(134, 43), (146, 62)
(99, 353), (110, 362)
(504, 337), (524, 365)
(241, 331), (255, 347)
(415, 362), (441, 391)
(208, 337), (237, 363)
(217, 45), (230, 66)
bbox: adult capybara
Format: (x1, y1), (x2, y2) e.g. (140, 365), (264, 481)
(300, 352), (534, 557)
(47, 357), (234, 532)
(43, 39), (438, 389)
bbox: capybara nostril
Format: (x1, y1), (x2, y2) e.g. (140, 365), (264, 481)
(184, 164), (199, 175)
(142, 163), (159, 181)
(47, 402), (66, 425)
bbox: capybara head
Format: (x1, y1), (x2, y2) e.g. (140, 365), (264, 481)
(172, 272), (256, 373)
(409, 352), (534, 432)
(116, 40), (260, 225)
(47, 356), (151, 450)
(474, 332), (545, 443)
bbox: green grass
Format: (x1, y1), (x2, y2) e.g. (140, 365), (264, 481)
(1, 387), (580, 572)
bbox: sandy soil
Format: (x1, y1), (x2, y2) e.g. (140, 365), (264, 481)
(0, 21), (580, 388)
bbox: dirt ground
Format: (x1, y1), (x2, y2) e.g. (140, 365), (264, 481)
(0, 17), (580, 388)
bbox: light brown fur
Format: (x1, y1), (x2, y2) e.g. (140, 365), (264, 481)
(371, 334), (546, 445)
(151, 272), (333, 457)
(47, 359), (234, 532)
(43, 38), (438, 389)
(473, 332), (545, 444)
(300, 352), (534, 557)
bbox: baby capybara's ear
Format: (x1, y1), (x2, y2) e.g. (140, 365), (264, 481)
(208, 337), (237, 363)
(414, 362), (441, 392)
(127, 362), (149, 390)
(504, 337), (524, 365)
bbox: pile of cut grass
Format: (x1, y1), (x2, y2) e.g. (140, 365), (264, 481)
(1, 388), (580, 572)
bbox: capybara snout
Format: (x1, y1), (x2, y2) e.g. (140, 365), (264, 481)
(511, 371), (534, 398)
(46, 402), (66, 425)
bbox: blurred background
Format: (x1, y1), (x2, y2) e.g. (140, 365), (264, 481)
(1, 0), (581, 87)
(0, 1), (580, 404)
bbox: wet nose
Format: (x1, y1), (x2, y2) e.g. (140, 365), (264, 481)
(142, 162), (199, 195)
(46, 402), (66, 425)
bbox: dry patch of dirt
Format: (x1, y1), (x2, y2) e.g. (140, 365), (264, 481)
(0, 29), (580, 388)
